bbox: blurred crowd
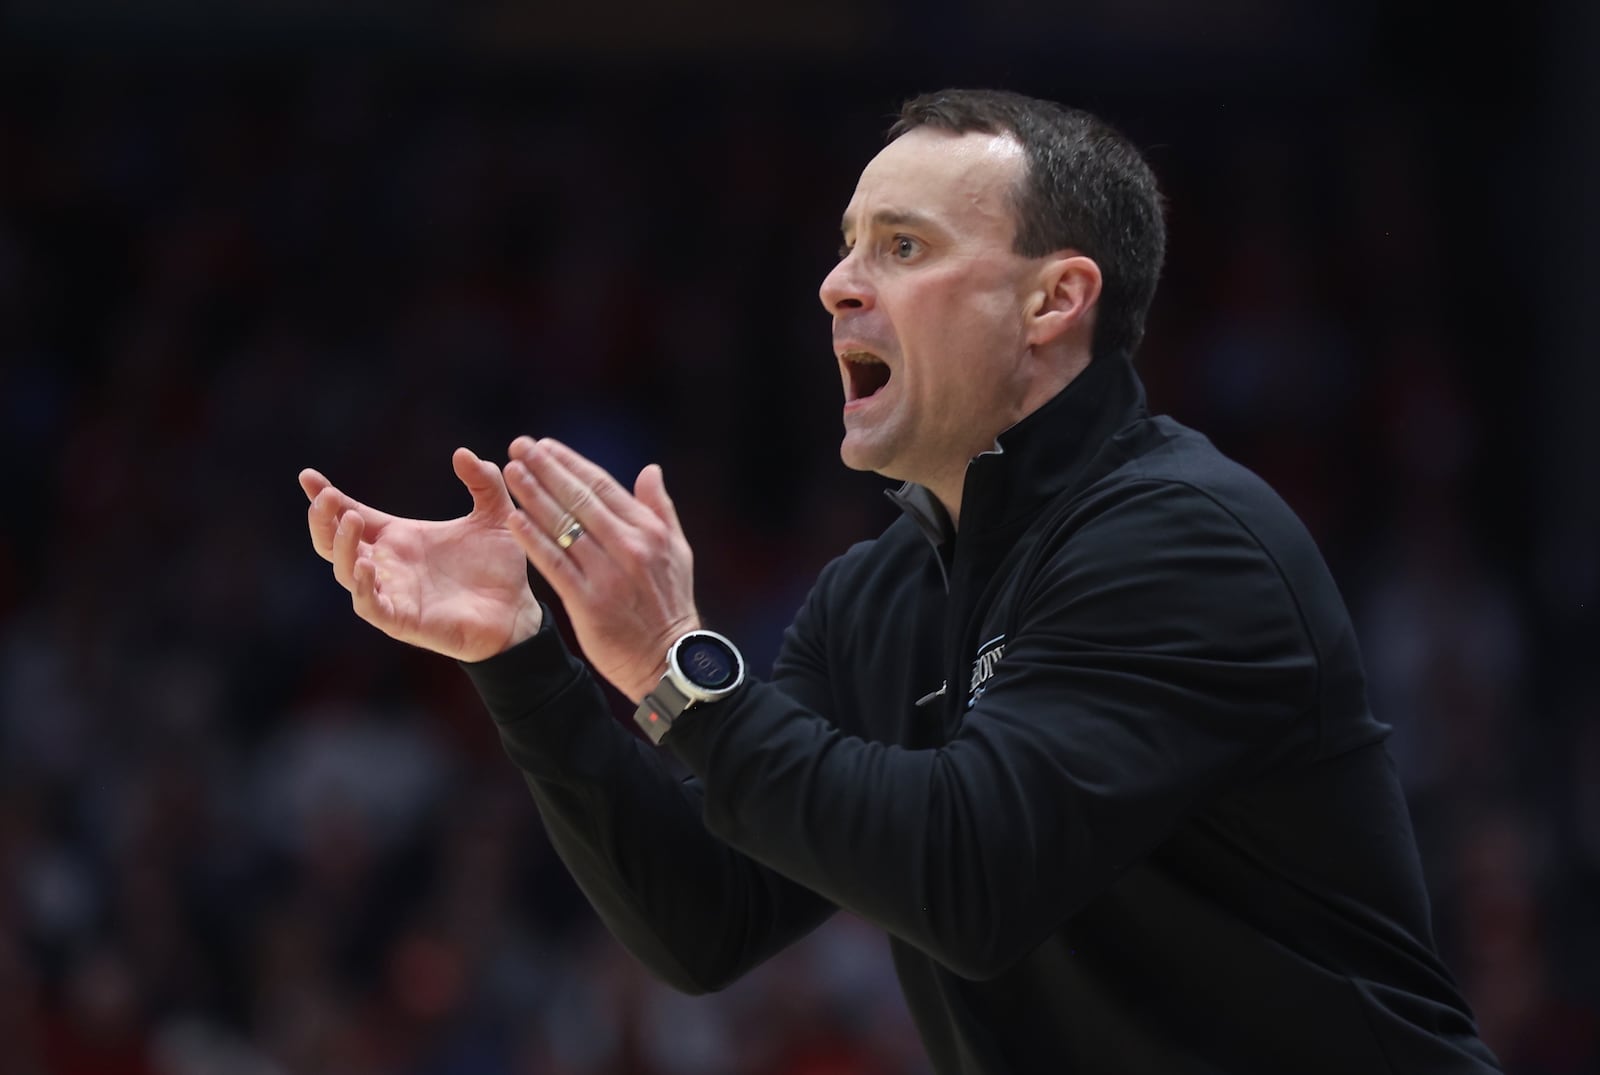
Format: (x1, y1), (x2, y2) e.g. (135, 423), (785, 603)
(0, 39), (1595, 1075)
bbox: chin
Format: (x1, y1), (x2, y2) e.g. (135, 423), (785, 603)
(841, 447), (914, 488)
(838, 445), (875, 473)
(839, 436), (893, 476)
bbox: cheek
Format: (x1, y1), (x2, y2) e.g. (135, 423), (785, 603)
(903, 274), (994, 343)
(894, 268), (1020, 390)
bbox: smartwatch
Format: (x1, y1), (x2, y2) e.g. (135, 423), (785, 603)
(633, 629), (746, 744)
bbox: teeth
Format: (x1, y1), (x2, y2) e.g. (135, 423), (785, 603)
(842, 351), (885, 365)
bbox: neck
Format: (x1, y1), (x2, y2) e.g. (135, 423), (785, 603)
(928, 473), (967, 531)
(933, 351), (1094, 530)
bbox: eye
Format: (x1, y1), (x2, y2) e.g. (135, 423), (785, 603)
(890, 235), (921, 260)
(837, 242), (853, 259)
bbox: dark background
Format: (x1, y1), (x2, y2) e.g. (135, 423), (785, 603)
(1, 2), (1596, 1073)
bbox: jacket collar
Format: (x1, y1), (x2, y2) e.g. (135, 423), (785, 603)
(886, 357), (1148, 547)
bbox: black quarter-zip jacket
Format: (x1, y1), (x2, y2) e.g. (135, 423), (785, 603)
(465, 358), (1502, 1073)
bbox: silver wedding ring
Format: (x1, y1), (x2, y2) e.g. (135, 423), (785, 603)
(554, 512), (585, 550)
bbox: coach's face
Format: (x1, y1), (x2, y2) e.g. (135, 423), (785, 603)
(820, 128), (1062, 511)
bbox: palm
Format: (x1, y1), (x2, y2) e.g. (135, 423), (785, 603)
(361, 513), (533, 661)
(301, 448), (541, 663)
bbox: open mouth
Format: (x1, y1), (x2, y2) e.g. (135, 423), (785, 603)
(842, 351), (891, 401)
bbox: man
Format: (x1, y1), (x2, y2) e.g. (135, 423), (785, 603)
(301, 90), (1501, 1072)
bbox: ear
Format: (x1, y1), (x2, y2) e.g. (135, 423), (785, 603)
(1025, 254), (1102, 349)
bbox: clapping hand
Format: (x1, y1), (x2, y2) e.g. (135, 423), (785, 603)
(498, 437), (700, 703)
(300, 439), (701, 701)
(299, 447), (543, 663)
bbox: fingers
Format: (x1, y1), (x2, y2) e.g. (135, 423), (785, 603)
(299, 468), (329, 502)
(306, 486), (347, 561)
(633, 463), (683, 537)
(305, 471), (399, 632)
(501, 478), (591, 608)
(502, 456), (596, 577)
(330, 504), (364, 591)
(330, 506), (400, 634)
(504, 438), (637, 554)
(513, 437), (658, 533)
(350, 554), (396, 626)
(307, 482), (371, 562)
(302, 469), (339, 560)
(302, 469), (398, 563)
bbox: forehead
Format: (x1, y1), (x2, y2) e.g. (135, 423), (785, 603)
(843, 128), (1026, 233)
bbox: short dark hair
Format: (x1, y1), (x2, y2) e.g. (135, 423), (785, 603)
(889, 89), (1166, 364)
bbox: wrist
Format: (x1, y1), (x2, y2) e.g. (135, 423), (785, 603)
(626, 660), (670, 707)
(623, 617), (702, 702)
(632, 629), (746, 745)
(503, 593), (544, 653)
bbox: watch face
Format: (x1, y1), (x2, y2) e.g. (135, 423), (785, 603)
(677, 635), (738, 690)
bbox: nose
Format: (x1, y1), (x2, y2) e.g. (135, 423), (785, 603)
(819, 251), (870, 315)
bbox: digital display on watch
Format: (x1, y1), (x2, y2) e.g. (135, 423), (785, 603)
(678, 636), (737, 690)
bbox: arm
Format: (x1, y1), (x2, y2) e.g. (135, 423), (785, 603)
(299, 443), (837, 993)
(497, 442), (1319, 981)
(663, 480), (1322, 979)
(464, 605), (836, 995)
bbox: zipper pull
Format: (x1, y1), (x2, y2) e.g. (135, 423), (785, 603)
(914, 681), (947, 707)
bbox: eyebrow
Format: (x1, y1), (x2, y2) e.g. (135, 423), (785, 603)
(839, 208), (938, 236)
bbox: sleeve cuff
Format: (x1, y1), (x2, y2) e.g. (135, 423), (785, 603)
(459, 603), (589, 725)
(459, 603), (622, 778)
(661, 680), (757, 771)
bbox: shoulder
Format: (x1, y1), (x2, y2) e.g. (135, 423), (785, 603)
(1003, 415), (1341, 659)
(1078, 415), (1329, 577)
(1021, 415), (1374, 753)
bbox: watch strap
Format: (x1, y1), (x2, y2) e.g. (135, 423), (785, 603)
(634, 677), (693, 745)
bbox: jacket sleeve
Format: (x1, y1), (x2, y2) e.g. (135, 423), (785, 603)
(463, 603), (836, 994)
(664, 480), (1323, 980)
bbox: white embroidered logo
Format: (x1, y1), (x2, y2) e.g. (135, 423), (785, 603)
(967, 634), (1006, 708)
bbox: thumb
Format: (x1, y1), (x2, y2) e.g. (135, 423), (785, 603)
(634, 463), (683, 535)
(452, 447), (513, 517)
